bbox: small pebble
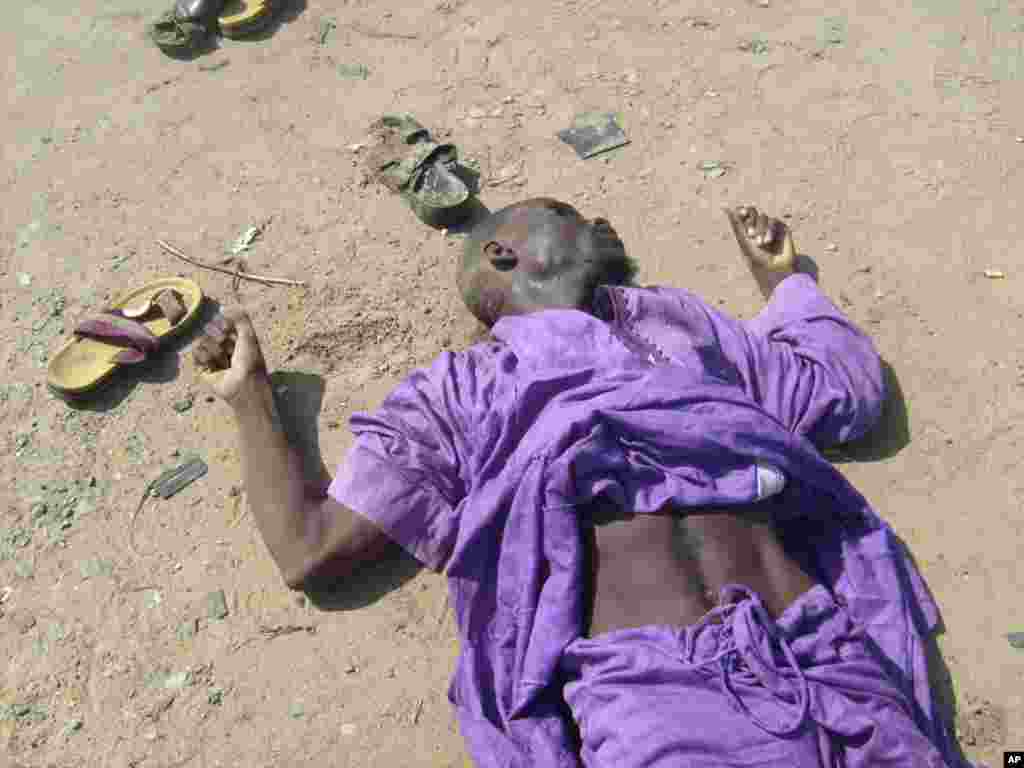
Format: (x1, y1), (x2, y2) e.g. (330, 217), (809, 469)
(163, 670), (193, 690)
(825, 243), (838, 252)
(198, 59), (229, 72)
(172, 397), (194, 414)
(1016, 136), (1024, 143)
(15, 613), (37, 634)
(176, 617), (198, 641)
(206, 590), (229, 620)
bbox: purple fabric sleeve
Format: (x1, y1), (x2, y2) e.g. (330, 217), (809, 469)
(719, 274), (886, 447)
(320, 286), (958, 768)
(328, 346), (496, 572)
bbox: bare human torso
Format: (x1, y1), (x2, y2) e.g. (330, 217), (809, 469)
(585, 501), (817, 636)
(582, 207), (818, 635)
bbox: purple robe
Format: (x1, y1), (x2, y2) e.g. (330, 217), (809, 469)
(330, 276), (964, 767)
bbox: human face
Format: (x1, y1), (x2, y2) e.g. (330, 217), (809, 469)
(457, 199), (605, 326)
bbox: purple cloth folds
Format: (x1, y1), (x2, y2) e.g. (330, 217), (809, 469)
(330, 275), (964, 768)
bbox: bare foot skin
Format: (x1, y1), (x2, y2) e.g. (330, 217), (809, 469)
(724, 205), (798, 299)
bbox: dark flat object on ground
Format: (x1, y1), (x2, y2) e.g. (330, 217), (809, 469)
(558, 112), (630, 159)
(152, 457), (208, 498)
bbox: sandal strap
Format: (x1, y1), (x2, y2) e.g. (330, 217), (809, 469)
(376, 142), (457, 193)
(148, 10), (206, 50)
(372, 114), (431, 144)
(75, 313), (161, 364)
(175, 0), (225, 20)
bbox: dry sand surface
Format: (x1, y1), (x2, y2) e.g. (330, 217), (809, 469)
(3, 0), (1024, 765)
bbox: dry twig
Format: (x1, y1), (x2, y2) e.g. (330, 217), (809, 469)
(230, 623), (317, 654)
(128, 476), (160, 558)
(156, 239), (306, 288)
(259, 623), (318, 639)
(345, 21), (419, 40)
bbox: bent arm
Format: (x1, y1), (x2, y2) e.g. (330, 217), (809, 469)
(231, 373), (389, 590)
(733, 274), (886, 446)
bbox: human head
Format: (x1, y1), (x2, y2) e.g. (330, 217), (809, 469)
(456, 198), (637, 327)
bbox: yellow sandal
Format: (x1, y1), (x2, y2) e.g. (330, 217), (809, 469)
(218, 0), (276, 38)
(47, 278), (203, 398)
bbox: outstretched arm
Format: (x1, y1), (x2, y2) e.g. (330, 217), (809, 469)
(194, 310), (389, 590)
(717, 207), (886, 447)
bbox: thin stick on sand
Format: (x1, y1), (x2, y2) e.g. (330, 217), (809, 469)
(156, 239), (307, 288)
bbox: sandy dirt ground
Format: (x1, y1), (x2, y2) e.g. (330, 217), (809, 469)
(3, 0), (1024, 765)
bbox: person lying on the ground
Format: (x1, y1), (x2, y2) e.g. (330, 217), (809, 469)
(194, 200), (964, 767)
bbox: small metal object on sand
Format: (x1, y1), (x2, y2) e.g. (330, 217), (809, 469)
(558, 112), (630, 159)
(152, 457), (209, 499)
(130, 457), (209, 556)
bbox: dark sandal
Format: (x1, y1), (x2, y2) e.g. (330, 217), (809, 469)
(148, 9), (209, 54)
(364, 114), (473, 229)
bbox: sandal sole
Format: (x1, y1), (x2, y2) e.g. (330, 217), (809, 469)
(47, 278), (204, 397)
